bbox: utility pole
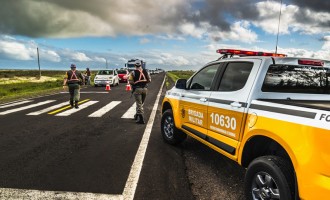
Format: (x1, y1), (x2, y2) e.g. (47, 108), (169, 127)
(37, 47), (41, 79)
(106, 59), (108, 69)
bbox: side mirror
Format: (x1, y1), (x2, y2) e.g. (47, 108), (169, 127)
(175, 79), (187, 89)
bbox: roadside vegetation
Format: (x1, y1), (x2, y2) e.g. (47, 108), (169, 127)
(0, 70), (96, 103)
(166, 70), (195, 88)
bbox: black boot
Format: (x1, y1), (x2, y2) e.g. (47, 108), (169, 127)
(74, 101), (79, 109)
(133, 114), (138, 120)
(70, 100), (74, 108)
(136, 114), (145, 124)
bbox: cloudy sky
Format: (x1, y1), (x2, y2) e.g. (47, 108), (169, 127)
(0, 0), (329, 71)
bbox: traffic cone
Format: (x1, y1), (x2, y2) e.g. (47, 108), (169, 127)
(126, 82), (131, 91)
(105, 81), (111, 91)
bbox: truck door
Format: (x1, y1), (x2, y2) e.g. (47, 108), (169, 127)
(180, 64), (220, 140)
(206, 60), (261, 159)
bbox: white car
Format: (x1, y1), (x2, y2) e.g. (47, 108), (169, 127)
(94, 69), (119, 87)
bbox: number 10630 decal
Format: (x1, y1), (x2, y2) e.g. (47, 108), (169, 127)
(209, 113), (237, 137)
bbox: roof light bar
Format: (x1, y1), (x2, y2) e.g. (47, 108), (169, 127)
(298, 59), (324, 66)
(216, 49), (287, 57)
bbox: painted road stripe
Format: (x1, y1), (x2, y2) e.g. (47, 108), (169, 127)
(55, 101), (98, 116)
(60, 91), (109, 94)
(122, 76), (165, 200)
(48, 99), (90, 115)
(27, 102), (69, 115)
(0, 100), (33, 109)
(121, 103), (136, 119)
(0, 188), (122, 200)
(0, 100), (55, 115)
(88, 101), (121, 117)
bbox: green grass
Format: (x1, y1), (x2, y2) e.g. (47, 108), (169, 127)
(0, 70), (72, 103)
(166, 70), (195, 85)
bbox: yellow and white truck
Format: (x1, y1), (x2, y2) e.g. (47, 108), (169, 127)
(161, 49), (330, 200)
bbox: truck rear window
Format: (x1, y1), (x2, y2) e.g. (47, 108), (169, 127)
(262, 64), (330, 94)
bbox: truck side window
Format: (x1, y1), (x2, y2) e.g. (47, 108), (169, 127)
(262, 64), (330, 94)
(188, 64), (219, 91)
(219, 62), (253, 91)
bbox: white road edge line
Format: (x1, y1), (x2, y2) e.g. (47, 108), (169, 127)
(0, 76), (166, 200)
(122, 76), (166, 200)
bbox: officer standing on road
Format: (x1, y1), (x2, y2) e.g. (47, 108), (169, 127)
(129, 60), (151, 124)
(63, 64), (84, 108)
(84, 67), (91, 85)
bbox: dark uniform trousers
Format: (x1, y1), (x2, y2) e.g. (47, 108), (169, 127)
(134, 87), (147, 115)
(68, 83), (80, 102)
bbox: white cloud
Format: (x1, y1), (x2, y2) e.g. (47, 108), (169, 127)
(254, 1), (330, 35)
(0, 38), (61, 62)
(93, 56), (106, 62)
(69, 52), (92, 62)
(140, 38), (150, 44)
(321, 36), (330, 50)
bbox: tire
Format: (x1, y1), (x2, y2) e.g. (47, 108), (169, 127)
(245, 156), (295, 200)
(161, 109), (187, 145)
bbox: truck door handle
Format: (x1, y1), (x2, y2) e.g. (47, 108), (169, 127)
(200, 98), (207, 102)
(230, 102), (242, 108)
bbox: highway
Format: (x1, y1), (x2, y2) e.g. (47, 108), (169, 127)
(0, 73), (193, 199)
(0, 72), (245, 200)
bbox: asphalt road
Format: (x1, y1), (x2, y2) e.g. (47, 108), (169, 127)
(0, 72), (245, 200)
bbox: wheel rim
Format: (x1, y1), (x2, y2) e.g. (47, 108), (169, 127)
(251, 172), (280, 200)
(163, 115), (174, 139)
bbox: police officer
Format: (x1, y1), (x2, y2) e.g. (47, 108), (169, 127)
(129, 60), (151, 124)
(63, 64), (84, 108)
(84, 67), (91, 85)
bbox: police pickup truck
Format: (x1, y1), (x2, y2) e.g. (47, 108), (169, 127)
(161, 49), (330, 200)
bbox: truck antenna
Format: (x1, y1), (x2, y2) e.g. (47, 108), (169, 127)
(275, 0), (283, 54)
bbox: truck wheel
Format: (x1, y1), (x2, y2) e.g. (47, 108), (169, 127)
(245, 156), (295, 200)
(161, 109), (187, 145)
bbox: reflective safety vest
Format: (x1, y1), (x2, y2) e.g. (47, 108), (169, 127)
(133, 69), (149, 88)
(66, 70), (82, 83)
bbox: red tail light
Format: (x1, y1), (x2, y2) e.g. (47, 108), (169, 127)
(298, 59), (324, 66)
(216, 49), (287, 57)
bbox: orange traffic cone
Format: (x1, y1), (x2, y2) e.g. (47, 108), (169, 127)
(105, 81), (111, 91)
(126, 82), (131, 91)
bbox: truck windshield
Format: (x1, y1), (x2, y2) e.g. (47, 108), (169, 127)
(127, 64), (135, 69)
(262, 64), (330, 94)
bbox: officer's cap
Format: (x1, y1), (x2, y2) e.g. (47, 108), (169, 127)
(71, 64), (76, 68)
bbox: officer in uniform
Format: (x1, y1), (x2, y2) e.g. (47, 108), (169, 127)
(129, 60), (151, 124)
(63, 64), (85, 108)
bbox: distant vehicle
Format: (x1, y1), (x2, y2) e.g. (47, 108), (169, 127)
(125, 59), (146, 71)
(94, 69), (119, 87)
(117, 69), (129, 83)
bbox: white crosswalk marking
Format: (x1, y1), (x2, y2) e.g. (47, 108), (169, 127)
(0, 100), (55, 115)
(88, 101), (121, 117)
(0, 100), (33, 109)
(121, 103), (136, 119)
(55, 101), (98, 116)
(27, 102), (69, 115)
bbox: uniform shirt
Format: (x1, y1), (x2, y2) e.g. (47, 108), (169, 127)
(129, 69), (151, 88)
(65, 70), (84, 84)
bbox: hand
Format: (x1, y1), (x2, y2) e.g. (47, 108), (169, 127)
(63, 85), (67, 90)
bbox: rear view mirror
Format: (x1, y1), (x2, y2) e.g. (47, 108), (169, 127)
(175, 79), (187, 89)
